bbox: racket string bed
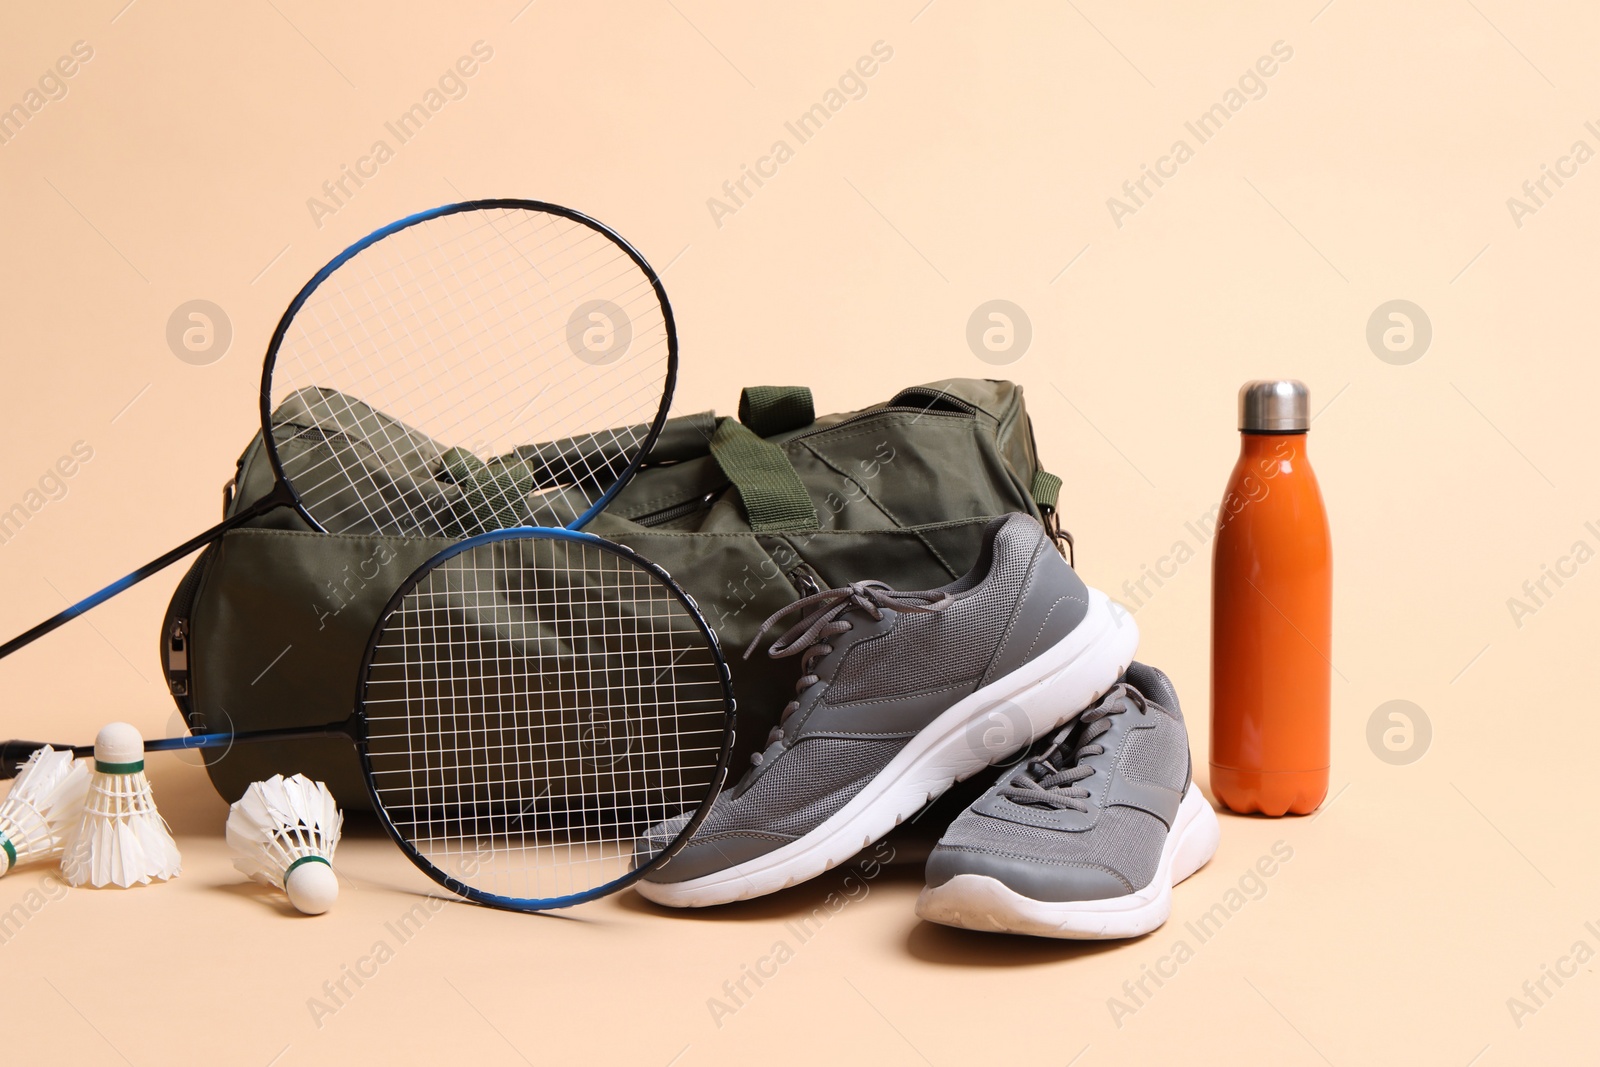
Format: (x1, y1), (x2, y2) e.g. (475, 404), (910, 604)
(0, 203), (722, 908)
(0, 199), (677, 662)
(361, 532), (732, 905)
(271, 205), (673, 537)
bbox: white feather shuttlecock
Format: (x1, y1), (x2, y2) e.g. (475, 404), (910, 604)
(0, 746), (91, 877)
(226, 773), (343, 915)
(59, 723), (182, 888)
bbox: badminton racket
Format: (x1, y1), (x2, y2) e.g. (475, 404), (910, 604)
(0, 199), (677, 661)
(2, 528), (735, 910)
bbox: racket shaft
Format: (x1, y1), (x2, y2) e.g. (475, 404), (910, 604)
(137, 720), (353, 756)
(0, 721), (353, 774)
(0, 489), (290, 662)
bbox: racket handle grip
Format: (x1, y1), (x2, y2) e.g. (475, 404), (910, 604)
(0, 741), (71, 778)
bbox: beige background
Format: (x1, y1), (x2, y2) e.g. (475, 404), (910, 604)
(1, 1), (1595, 1063)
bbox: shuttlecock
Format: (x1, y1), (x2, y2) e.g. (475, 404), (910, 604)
(226, 773), (343, 915)
(60, 723), (182, 888)
(0, 746), (91, 877)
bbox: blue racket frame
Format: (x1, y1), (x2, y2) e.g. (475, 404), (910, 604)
(5, 526), (736, 913)
(259, 199), (680, 535)
(0, 199), (677, 661)
(353, 525), (736, 912)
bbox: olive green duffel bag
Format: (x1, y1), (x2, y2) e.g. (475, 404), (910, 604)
(162, 378), (1068, 809)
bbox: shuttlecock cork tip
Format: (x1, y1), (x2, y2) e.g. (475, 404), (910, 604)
(284, 857), (339, 915)
(94, 722), (145, 771)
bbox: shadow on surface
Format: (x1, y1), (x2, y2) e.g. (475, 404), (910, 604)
(905, 919), (1141, 966)
(214, 878), (302, 918)
(323, 811), (595, 922)
(615, 857), (927, 923)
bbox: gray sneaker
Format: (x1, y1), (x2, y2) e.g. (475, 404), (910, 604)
(916, 662), (1219, 938)
(634, 513), (1138, 908)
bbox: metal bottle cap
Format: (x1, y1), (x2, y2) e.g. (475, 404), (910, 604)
(1239, 380), (1309, 432)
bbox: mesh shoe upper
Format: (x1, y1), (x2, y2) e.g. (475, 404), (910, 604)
(824, 540), (1034, 704)
(923, 662), (1192, 901)
(636, 513), (1092, 884)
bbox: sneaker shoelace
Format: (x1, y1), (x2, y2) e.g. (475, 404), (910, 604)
(740, 581), (952, 766)
(997, 683), (1150, 812)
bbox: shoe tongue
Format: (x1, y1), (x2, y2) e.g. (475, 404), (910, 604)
(1018, 720), (1081, 782)
(1004, 728), (1093, 809)
(1028, 707), (1117, 783)
(730, 737), (787, 797)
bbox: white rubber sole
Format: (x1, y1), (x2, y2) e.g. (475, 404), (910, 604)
(913, 782), (1221, 939)
(635, 588), (1138, 908)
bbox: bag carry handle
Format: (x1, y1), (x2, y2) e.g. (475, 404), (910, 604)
(738, 385), (815, 437)
(710, 418), (819, 532)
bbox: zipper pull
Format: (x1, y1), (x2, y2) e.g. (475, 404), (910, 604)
(166, 619), (190, 697)
(787, 563), (824, 597)
(1042, 507), (1075, 568)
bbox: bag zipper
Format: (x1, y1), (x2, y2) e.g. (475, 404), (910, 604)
(635, 400), (976, 527)
(786, 402), (973, 445)
(787, 562), (824, 597)
(882, 387), (980, 417)
(634, 491), (717, 528)
(166, 619), (190, 697)
(163, 543), (213, 705)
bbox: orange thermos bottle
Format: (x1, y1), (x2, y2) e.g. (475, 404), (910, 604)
(1210, 380), (1331, 816)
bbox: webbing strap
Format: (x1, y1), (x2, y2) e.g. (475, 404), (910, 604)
(709, 418), (819, 532)
(737, 386), (815, 437)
